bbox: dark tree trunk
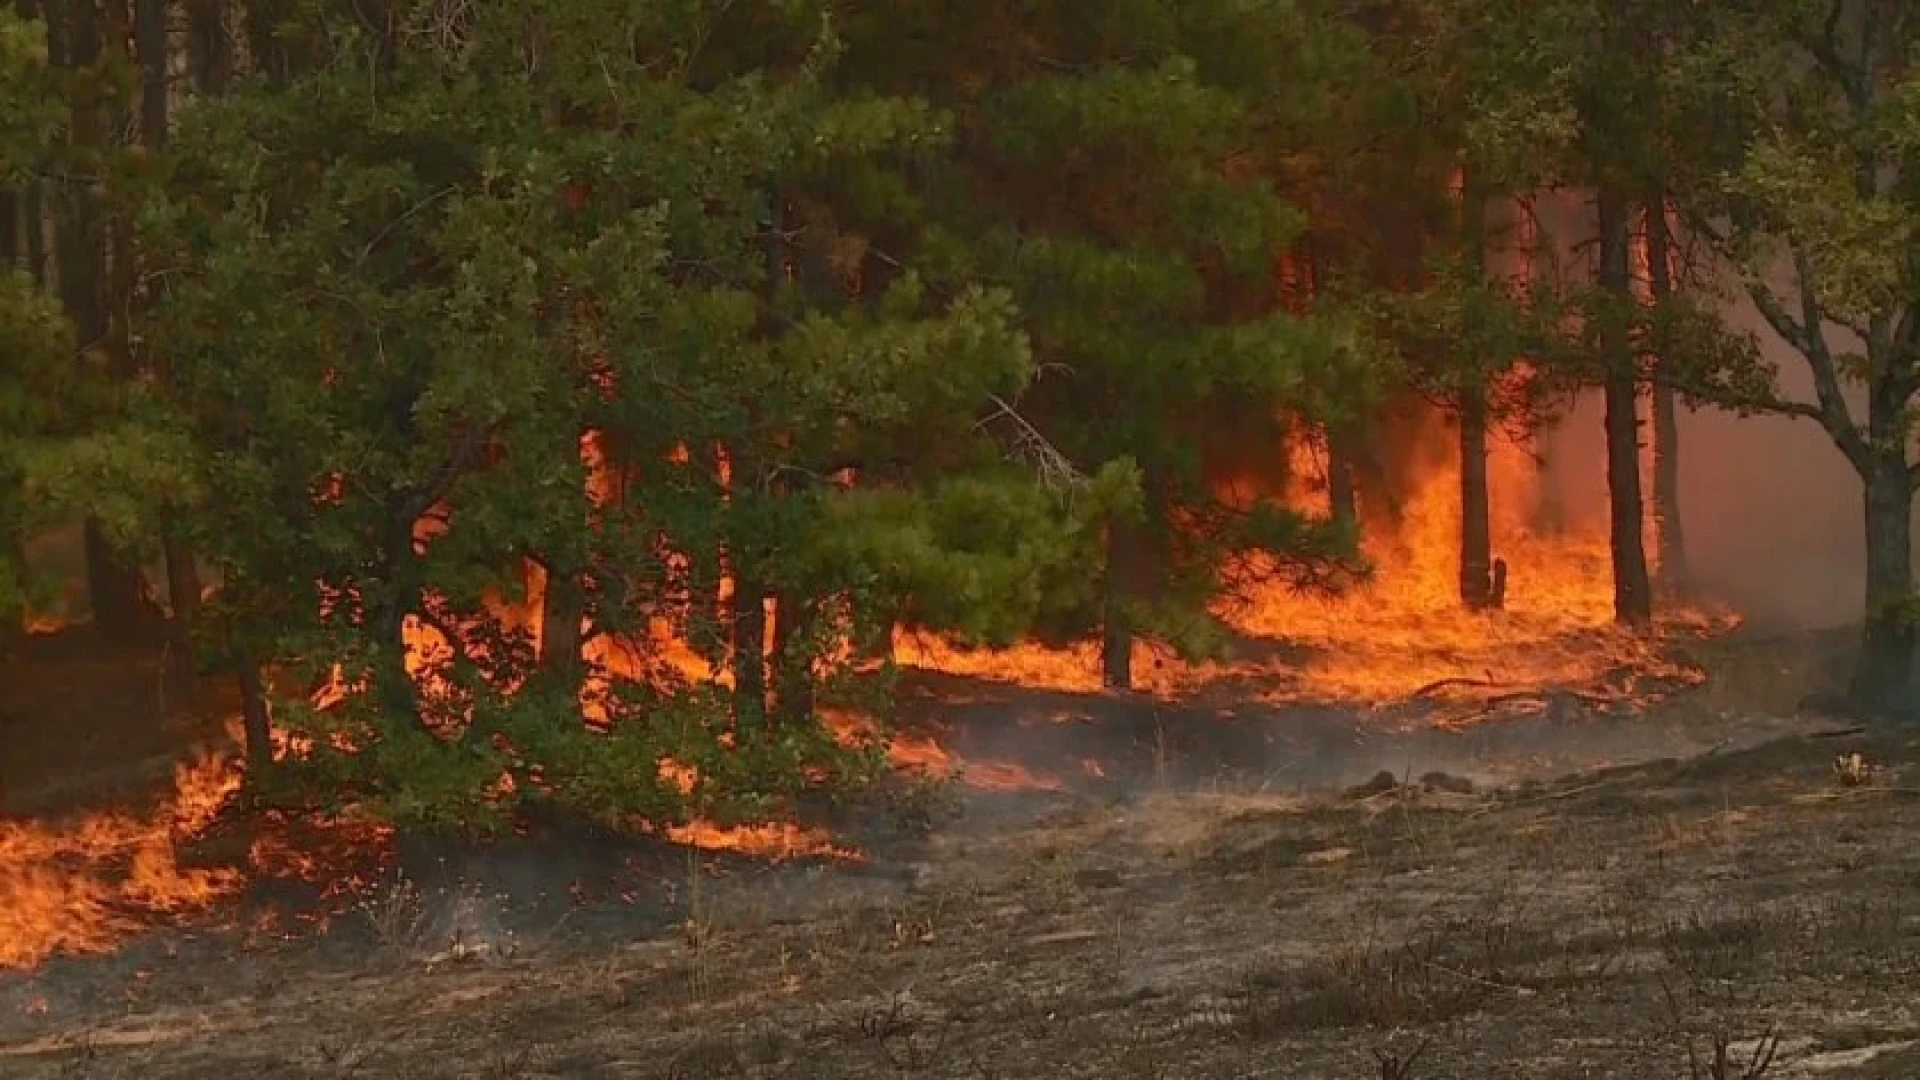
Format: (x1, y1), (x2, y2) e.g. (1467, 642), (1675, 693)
(185, 0), (231, 91)
(1327, 431), (1358, 528)
(134, 0), (165, 144)
(244, 0), (306, 81)
(237, 652), (274, 776)
(134, 0), (204, 680)
(1098, 463), (1167, 687)
(59, 0), (154, 643)
(686, 443), (727, 663)
(2, 0), (36, 274)
(162, 527), (200, 643)
(1, 183), (16, 268)
(1101, 470), (1165, 692)
(731, 574), (767, 721)
(374, 507), (424, 727)
(1596, 185), (1653, 628)
(1644, 198), (1687, 598)
(1851, 425), (1917, 712)
(730, 187), (786, 722)
(1457, 175), (1496, 611)
(1458, 390), (1496, 610)
(538, 560), (584, 689)
(1099, 516), (1136, 691)
(770, 592), (815, 724)
(2, 536), (26, 644)
(17, 176), (44, 285)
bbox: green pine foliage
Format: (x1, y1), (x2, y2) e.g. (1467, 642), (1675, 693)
(8, 0), (1912, 827)
(837, 0), (1386, 664)
(3, 7), (197, 624)
(135, 0), (1118, 828)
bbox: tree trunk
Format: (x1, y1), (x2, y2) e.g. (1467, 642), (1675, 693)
(1101, 470), (1165, 692)
(185, 0), (230, 91)
(131, 0), (203, 680)
(1596, 185), (1653, 628)
(1, 182), (16, 268)
(20, 179), (43, 284)
(59, 0), (153, 643)
(135, 0), (164, 144)
(1099, 516), (1135, 691)
(538, 559), (584, 689)
(770, 592), (815, 724)
(244, 0), (306, 82)
(1850, 436), (1917, 712)
(162, 527), (200, 641)
(1457, 174), (1495, 611)
(1327, 430), (1358, 528)
(2, 536), (26, 643)
(1644, 197), (1687, 599)
(237, 652), (274, 776)
(731, 573), (767, 722)
(374, 507), (424, 727)
(5, 2), (38, 265)
(1459, 390), (1496, 610)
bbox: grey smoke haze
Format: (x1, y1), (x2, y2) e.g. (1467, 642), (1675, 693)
(1548, 350), (1864, 632)
(1543, 278), (1889, 633)
(1497, 189), (1886, 634)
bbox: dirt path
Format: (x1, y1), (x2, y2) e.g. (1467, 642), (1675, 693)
(3, 720), (1917, 1079)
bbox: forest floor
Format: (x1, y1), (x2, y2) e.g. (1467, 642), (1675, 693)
(3, 626), (1919, 1079)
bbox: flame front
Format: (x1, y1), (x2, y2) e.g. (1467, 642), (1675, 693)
(899, 417), (1725, 706)
(0, 750), (243, 970)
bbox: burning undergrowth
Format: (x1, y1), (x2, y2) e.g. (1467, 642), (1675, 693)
(0, 750), (242, 970)
(899, 421), (1738, 728)
(0, 418), (1743, 976)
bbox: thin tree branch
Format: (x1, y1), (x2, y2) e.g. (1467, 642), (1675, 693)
(1790, 246), (1871, 470)
(975, 393), (1088, 492)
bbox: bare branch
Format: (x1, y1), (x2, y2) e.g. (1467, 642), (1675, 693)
(975, 394), (1088, 492)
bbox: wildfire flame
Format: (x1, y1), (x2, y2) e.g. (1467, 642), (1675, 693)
(2, 206), (1731, 972)
(897, 419), (1728, 708)
(0, 750), (243, 970)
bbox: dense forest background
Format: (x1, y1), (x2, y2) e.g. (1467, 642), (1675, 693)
(1, 0), (1916, 831)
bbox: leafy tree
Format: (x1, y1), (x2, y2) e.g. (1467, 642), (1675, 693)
(1667, 0), (1920, 710)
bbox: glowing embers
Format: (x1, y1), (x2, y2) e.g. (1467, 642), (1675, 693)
(826, 712), (1065, 793)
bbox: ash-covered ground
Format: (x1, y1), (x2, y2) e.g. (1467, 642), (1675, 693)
(4, 627), (1918, 1079)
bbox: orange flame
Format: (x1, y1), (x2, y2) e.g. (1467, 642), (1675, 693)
(0, 748), (242, 969)
(897, 418), (1726, 706)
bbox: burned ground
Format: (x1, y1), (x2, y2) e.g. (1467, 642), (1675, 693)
(2, 628), (1917, 1079)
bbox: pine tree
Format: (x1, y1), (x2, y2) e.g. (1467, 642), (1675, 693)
(2, 2), (194, 640)
(836, 0), (1381, 690)
(145, 0), (1105, 827)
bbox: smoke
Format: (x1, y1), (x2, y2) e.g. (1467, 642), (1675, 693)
(1542, 280), (1895, 633)
(1507, 187), (1887, 635)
